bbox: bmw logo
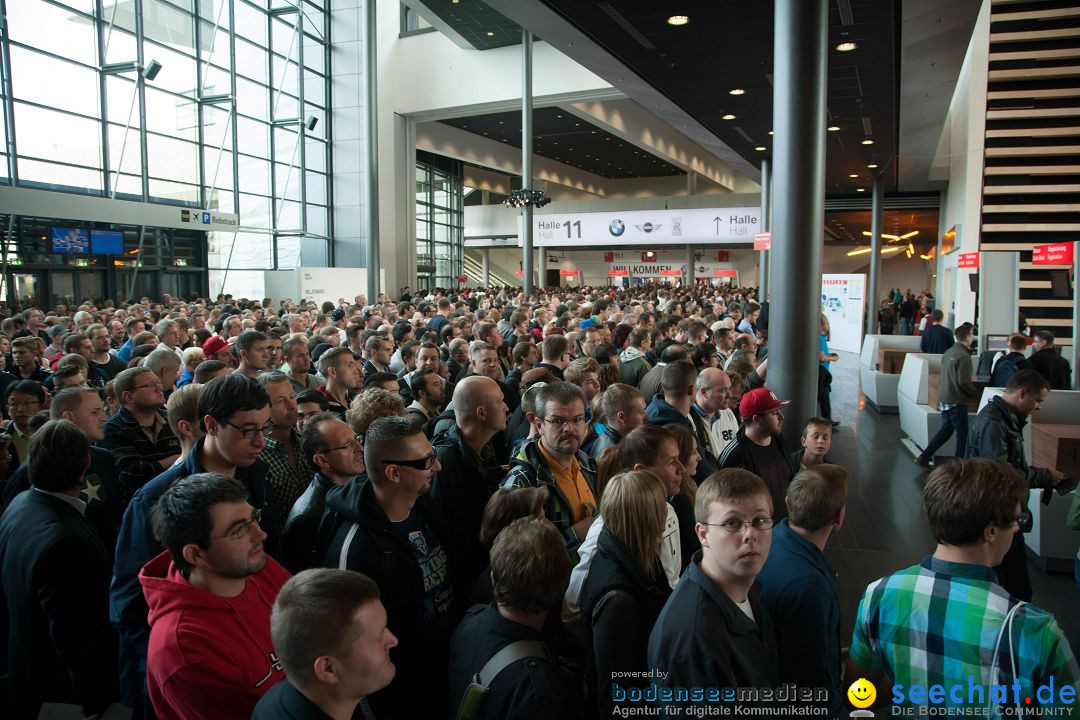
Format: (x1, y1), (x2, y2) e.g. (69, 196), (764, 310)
(609, 219), (625, 237)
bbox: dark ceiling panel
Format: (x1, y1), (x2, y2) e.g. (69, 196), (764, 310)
(419, 0), (523, 50)
(824, 207), (939, 249)
(534, 0), (900, 192)
(440, 106), (686, 179)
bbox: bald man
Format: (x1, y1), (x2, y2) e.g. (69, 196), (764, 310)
(429, 376), (510, 599)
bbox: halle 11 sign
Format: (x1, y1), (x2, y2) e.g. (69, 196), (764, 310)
(533, 207), (760, 247)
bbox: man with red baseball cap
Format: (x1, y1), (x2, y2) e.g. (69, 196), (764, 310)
(717, 387), (794, 520)
(202, 335), (235, 368)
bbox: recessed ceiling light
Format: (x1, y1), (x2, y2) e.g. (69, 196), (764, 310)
(722, 114), (736, 120)
(856, 188), (866, 192)
(827, 126), (840, 132)
(867, 163), (878, 168)
(848, 174), (858, 178)
(768, 131), (773, 135)
(836, 42), (857, 52)
(754, 146), (767, 151)
(666, 15), (690, 26)
(861, 139), (874, 145)
(728, 88), (745, 96)
(486, 31), (494, 37)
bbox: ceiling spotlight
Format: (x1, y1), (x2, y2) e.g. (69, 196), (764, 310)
(666, 15), (690, 26)
(754, 146), (767, 151)
(728, 88), (745, 96)
(856, 188), (865, 192)
(861, 231), (872, 237)
(503, 189), (551, 209)
(867, 163), (878, 168)
(861, 139), (874, 145)
(900, 230), (920, 239)
(486, 31), (494, 36)
(305, 116), (318, 131)
(827, 126), (840, 132)
(920, 254), (933, 260)
(847, 247), (871, 256)
(848, 173), (858, 178)
(881, 233), (900, 240)
(142, 59), (163, 81)
(722, 114), (736, 120)
(836, 42), (857, 52)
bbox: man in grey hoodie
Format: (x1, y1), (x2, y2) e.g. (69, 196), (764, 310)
(619, 326), (653, 387)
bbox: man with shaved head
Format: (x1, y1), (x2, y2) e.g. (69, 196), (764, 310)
(429, 376), (510, 599)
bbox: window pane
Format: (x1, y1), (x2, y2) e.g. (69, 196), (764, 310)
(305, 205), (327, 236)
(147, 133), (199, 184)
(303, 37), (325, 74)
(148, 178), (199, 204)
(14, 103), (101, 168)
(236, 77), (269, 121)
(234, 1), (267, 43)
(10, 47), (100, 115)
(105, 76), (140, 129)
(239, 193), (271, 228)
(210, 269), (266, 300)
(209, 231), (272, 269)
(303, 72), (325, 107)
(304, 140), (326, 172)
(8, 1), (98, 65)
(274, 163), (302, 201)
(238, 155), (271, 196)
(142, 0), (195, 50)
(271, 17), (299, 58)
(17, 158), (102, 192)
(305, 171), (326, 203)
(203, 148), (234, 190)
(235, 38), (268, 83)
(275, 200), (301, 230)
(199, 21), (232, 69)
(144, 87), (198, 141)
(103, 28), (139, 65)
(106, 123), (147, 176)
(276, 235), (302, 267)
(142, 40), (197, 95)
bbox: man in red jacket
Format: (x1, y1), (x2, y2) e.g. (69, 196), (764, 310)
(140, 472), (292, 720)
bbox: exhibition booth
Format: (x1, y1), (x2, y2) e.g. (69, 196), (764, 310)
(859, 334), (924, 413)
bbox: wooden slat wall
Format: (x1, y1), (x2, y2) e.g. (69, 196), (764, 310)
(981, 0), (1080, 347)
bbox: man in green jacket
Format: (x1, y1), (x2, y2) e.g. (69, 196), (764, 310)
(915, 324), (978, 467)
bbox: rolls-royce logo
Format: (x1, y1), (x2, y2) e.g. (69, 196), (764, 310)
(609, 219), (625, 237)
(636, 222), (662, 233)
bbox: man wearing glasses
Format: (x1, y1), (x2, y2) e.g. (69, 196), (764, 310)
(323, 415), (453, 720)
(111, 374), (274, 719)
(647, 469), (780, 714)
(101, 367), (183, 494)
(502, 381), (598, 554)
(141, 472), (291, 720)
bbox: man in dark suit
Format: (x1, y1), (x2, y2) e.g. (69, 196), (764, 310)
(1028, 330), (1072, 390)
(0, 419), (118, 719)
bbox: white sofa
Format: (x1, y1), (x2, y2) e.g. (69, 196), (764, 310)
(859, 335), (923, 413)
(897, 353), (980, 456)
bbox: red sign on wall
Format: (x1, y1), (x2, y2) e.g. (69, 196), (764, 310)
(958, 252), (979, 269)
(717, 250), (730, 262)
(514, 270), (524, 277)
(713, 269), (738, 277)
(559, 269), (578, 276)
(753, 232), (772, 251)
(607, 269), (629, 276)
(659, 269), (683, 277)
(1032, 243), (1074, 265)
(603, 251), (614, 263)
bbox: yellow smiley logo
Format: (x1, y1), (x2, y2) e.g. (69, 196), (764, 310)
(847, 678), (876, 709)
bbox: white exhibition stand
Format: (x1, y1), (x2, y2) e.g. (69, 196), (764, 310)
(897, 353), (980, 456)
(859, 334), (923, 413)
(977, 388), (1080, 571)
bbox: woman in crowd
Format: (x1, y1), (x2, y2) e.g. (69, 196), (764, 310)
(665, 424), (702, 562)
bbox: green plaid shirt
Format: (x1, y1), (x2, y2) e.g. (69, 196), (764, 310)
(851, 556), (1079, 709)
(259, 430), (309, 536)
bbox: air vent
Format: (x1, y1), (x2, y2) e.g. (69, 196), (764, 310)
(734, 127), (755, 144)
(598, 3), (656, 50)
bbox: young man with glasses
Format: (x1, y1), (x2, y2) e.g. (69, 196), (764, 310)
(647, 469), (780, 713)
(101, 367), (183, 494)
(142, 472), (291, 720)
(322, 415), (453, 720)
(283, 414), (365, 573)
(502, 381), (599, 554)
(847, 459), (1078, 713)
(112, 373), (274, 718)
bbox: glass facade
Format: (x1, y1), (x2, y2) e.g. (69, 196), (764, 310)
(415, 150), (463, 292)
(1, 0), (332, 301)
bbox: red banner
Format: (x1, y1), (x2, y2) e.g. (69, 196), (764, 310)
(559, 269), (578, 276)
(603, 251), (614, 263)
(659, 269), (683, 277)
(1032, 243), (1074, 265)
(717, 250), (730, 262)
(607, 269), (629, 276)
(713, 269), (737, 277)
(513, 270), (524, 277)
(958, 252), (979, 269)
(753, 232), (772, 251)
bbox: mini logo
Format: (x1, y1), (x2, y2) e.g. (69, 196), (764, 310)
(609, 219), (625, 237)
(635, 222), (663, 233)
(847, 678), (876, 717)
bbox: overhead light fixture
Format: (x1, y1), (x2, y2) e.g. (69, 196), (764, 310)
(908, 242), (915, 255)
(827, 126), (840, 132)
(768, 130), (774, 135)
(861, 231), (872, 237)
(305, 116), (318, 131)
(754, 146), (767, 151)
(486, 31), (494, 36)
(142, 59), (163, 81)
(881, 233), (901, 240)
(503, 189), (551, 209)
(920, 254), (933, 260)
(836, 42), (857, 52)
(882, 246), (904, 254)
(722, 114), (736, 120)
(847, 247), (871, 256)
(861, 139), (874, 145)
(848, 173), (858, 178)
(867, 163), (878, 169)
(856, 188), (865, 192)
(666, 15), (690, 26)
(900, 230), (919, 239)
(728, 88), (745, 95)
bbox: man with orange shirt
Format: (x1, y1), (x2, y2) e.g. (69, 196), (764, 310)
(501, 381), (598, 554)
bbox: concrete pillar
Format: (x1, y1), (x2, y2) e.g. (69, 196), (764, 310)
(521, 30), (534, 296)
(978, 251), (1019, 351)
(867, 174), (884, 335)
(687, 171), (698, 196)
(538, 247), (547, 289)
(770, 0), (828, 446)
(758, 158), (770, 297)
(362, 0), (379, 297)
(481, 248), (490, 287)
(687, 245), (695, 286)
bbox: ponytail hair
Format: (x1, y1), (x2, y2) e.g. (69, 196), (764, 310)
(596, 424), (675, 498)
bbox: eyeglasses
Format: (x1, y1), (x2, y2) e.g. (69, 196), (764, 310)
(6, 399), (41, 409)
(1009, 511), (1031, 528)
(211, 508), (263, 541)
(322, 435), (363, 454)
(131, 380), (163, 392)
(543, 415), (586, 428)
(703, 516), (775, 534)
(222, 420), (273, 439)
(383, 450), (438, 470)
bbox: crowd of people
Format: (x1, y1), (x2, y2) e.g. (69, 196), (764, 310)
(0, 282), (1075, 720)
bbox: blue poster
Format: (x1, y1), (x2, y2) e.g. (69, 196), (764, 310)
(51, 227), (89, 253)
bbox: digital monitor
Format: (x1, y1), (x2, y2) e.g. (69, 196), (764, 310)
(984, 334), (1010, 352)
(51, 227), (88, 253)
(968, 273), (979, 293)
(91, 229), (124, 254)
(1049, 270), (1071, 299)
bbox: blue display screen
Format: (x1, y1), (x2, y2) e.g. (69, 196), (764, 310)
(51, 227), (89, 253)
(91, 230), (124, 254)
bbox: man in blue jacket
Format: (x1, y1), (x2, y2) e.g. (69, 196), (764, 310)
(110, 373), (274, 718)
(757, 464), (848, 717)
(919, 310), (954, 354)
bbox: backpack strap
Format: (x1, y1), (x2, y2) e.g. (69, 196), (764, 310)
(338, 522), (360, 570)
(475, 639), (550, 688)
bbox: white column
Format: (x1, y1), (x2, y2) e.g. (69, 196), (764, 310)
(481, 248), (490, 287)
